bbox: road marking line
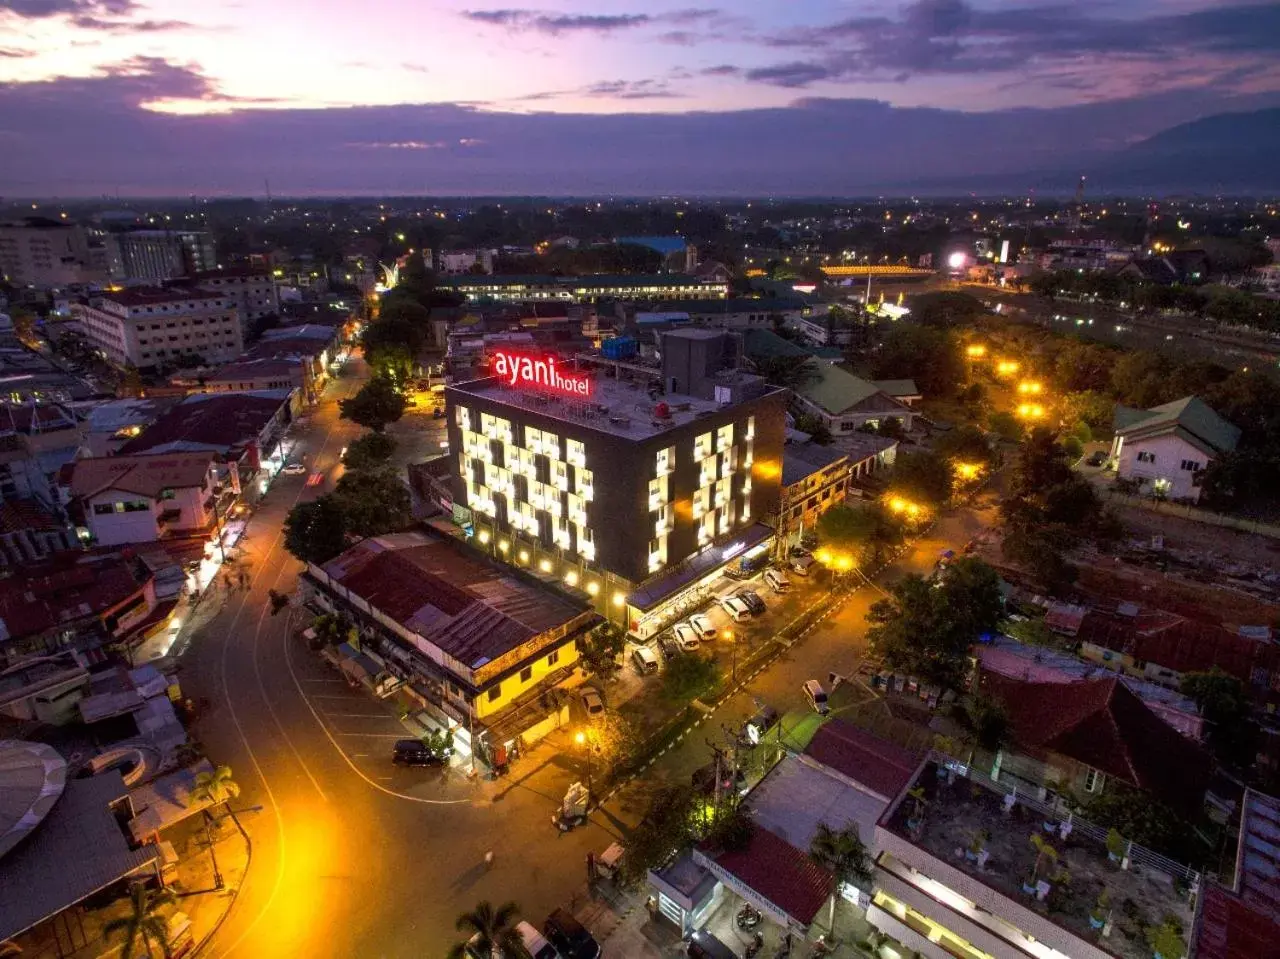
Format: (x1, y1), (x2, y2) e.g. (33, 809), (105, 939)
(333, 731), (411, 737)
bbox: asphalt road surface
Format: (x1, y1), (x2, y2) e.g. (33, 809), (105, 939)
(179, 359), (1003, 958)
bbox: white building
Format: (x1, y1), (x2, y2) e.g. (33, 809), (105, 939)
(1109, 396), (1240, 502)
(69, 451), (219, 547)
(73, 287), (244, 369)
(182, 266), (280, 335)
(793, 364), (917, 435)
(436, 249), (495, 275)
(0, 219), (103, 288)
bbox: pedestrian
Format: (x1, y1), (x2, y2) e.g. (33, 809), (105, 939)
(484, 850), (494, 868)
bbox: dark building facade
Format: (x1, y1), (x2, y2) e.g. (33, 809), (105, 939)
(445, 331), (786, 636)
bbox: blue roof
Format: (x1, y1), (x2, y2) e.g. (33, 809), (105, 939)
(615, 236), (687, 256)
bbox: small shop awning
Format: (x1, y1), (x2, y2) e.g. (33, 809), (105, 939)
(629, 523), (773, 612)
(693, 827), (833, 932)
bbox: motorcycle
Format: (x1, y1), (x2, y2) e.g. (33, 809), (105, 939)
(736, 904), (763, 930)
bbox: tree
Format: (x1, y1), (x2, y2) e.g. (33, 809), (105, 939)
(1180, 669), (1257, 768)
(104, 883), (177, 959)
(754, 355), (819, 392)
(935, 425), (997, 468)
(342, 432), (398, 471)
(578, 622), (626, 684)
(873, 325), (964, 397)
(284, 497), (349, 564)
(619, 785), (698, 887)
(938, 558), (1004, 640)
(191, 764), (241, 810)
(809, 823), (873, 938)
(816, 503), (903, 566)
(907, 291), (988, 329)
(890, 451), (954, 508)
(794, 413), (833, 445)
(661, 653), (721, 703)
(310, 612), (356, 649)
(967, 695), (1010, 751)
(331, 471), (412, 538)
(1084, 782), (1191, 862)
(447, 901), (523, 959)
(987, 410), (1023, 443)
(339, 375), (407, 432)
(1051, 341), (1115, 393)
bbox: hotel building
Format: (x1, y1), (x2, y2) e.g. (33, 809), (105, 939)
(73, 287), (244, 369)
(445, 329), (787, 636)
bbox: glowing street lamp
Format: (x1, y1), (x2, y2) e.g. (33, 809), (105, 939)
(1016, 403), (1045, 419)
(965, 344), (987, 359)
(953, 462), (981, 482)
(995, 360), (1020, 376)
(1017, 381), (1043, 395)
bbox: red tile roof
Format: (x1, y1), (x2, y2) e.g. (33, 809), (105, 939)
(979, 672), (1211, 815)
(703, 826), (834, 927)
(1195, 885), (1280, 959)
(0, 554), (146, 640)
(0, 499), (63, 534)
(118, 392), (287, 455)
(69, 451), (214, 499)
(1079, 610), (1280, 698)
(804, 720), (923, 800)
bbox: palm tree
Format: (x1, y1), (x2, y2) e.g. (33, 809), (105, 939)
(104, 883), (176, 959)
(190, 765), (240, 813)
(808, 823), (873, 941)
(447, 901), (523, 959)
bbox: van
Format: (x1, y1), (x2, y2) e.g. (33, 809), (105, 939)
(803, 679), (829, 715)
(631, 645), (659, 675)
(719, 595), (752, 622)
(515, 921), (561, 959)
(764, 568), (791, 593)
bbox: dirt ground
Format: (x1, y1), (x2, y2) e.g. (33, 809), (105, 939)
(1110, 501), (1280, 568)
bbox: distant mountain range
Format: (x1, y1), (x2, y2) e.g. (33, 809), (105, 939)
(890, 108), (1280, 196)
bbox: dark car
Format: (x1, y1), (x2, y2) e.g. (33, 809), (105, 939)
(657, 633), (681, 661)
(543, 908), (602, 959)
(737, 590), (766, 616)
(1086, 450), (1108, 467)
(392, 739), (445, 767)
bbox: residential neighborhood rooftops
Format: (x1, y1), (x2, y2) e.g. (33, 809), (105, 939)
(0, 554), (148, 641)
(978, 672), (1211, 815)
(799, 364), (909, 417)
(1236, 789), (1280, 921)
(102, 287), (227, 308)
(1113, 395), (1241, 457)
(1194, 884), (1280, 959)
(69, 450), (213, 499)
(117, 391), (290, 456)
(0, 740), (67, 860)
(317, 531), (591, 670)
(697, 821), (834, 929)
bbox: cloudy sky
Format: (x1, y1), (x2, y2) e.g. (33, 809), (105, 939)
(1, 0), (1278, 194)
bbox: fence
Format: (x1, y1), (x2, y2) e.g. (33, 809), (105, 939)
(1101, 490), (1280, 540)
(948, 758), (1202, 892)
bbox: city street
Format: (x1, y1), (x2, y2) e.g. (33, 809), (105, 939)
(174, 358), (1003, 958)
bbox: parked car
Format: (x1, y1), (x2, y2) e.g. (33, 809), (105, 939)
(688, 613), (716, 640)
(803, 679), (829, 715)
(791, 555), (816, 577)
(543, 908), (602, 959)
(392, 739), (446, 766)
(516, 922), (561, 959)
(673, 622), (701, 652)
(764, 568), (791, 593)
(657, 633), (681, 661)
(1086, 450), (1108, 467)
(736, 590), (766, 616)
(631, 645), (659, 675)
(281, 462), (307, 475)
(739, 706), (779, 746)
(719, 596), (752, 623)
(579, 687), (605, 720)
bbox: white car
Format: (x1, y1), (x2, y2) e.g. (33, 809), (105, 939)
(579, 687), (605, 720)
(281, 462), (307, 475)
(688, 614), (716, 641)
(719, 596), (752, 623)
(673, 622), (701, 652)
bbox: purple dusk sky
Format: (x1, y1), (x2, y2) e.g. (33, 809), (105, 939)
(1, 0), (1278, 195)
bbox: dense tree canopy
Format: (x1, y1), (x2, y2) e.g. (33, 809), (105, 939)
(283, 497), (349, 565)
(339, 375), (407, 432)
(342, 432), (397, 471)
(330, 470), (412, 538)
(889, 451), (955, 508)
(872, 325), (965, 398)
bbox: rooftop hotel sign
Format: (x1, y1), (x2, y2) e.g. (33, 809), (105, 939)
(491, 349), (592, 398)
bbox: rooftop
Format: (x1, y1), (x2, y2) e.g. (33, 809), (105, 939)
(437, 273), (717, 290)
(0, 770), (158, 943)
(799, 364), (907, 417)
(782, 442), (850, 487)
(201, 358), (301, 382)
(0, 555), (147, 641)
(803, 720), (923, 801)
(118, 391), (290, 456)
(1113, 395), (1241, 457)
(1235, 789), (1280, 921)
(627, 523), (772, 611)
(69, 450), (214, 499)
(883, 759), (1197, 959)
(750, 754), (890, 859)
(978, 672), (1211, 816)
(259, 323), (337, 343)
(317, 531), (591, 670)
(102, 287), (226, 308)
(1194, 884), (1280, 959)
(697, 823), (834, 929)
(77, 396), (180, 435)
(449, 367), (780, 442)
(0, 740), (67, 860)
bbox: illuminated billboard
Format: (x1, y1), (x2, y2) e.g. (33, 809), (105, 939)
(491, 349), (592, 398)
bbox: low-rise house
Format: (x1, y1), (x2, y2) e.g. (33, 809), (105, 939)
(1110, 396), (1240, 502)
(69, 451), (219, 547)
(1192, 788), (1280, 959)
(793, 364), (917, 435)
(302, 530), (600, 764)
(978, 672), (1212, 817)
(76, 396), (182, 457)
(0, 402), (85, 511)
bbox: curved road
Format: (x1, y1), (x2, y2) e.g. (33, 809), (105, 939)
(178, 363), (1003, 957)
